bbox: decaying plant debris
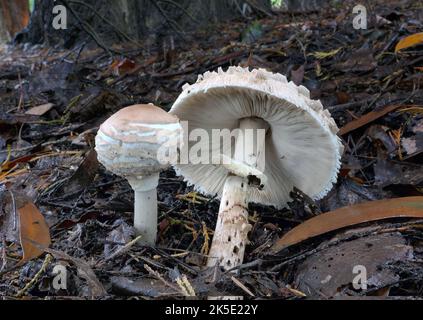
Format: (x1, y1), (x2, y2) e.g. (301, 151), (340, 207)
(0, 0), (423, 299)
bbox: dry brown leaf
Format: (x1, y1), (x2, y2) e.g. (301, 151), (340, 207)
(395, 33), (423, 52)
(338, 104), (406, 136)
(25, 103), (54, 116)
(1, 154), (39, 172)
(271, 196), (423, 253)
(45, 248), (107, 297)
(111, 58), (136, 76)
(18, 201), (51, 265)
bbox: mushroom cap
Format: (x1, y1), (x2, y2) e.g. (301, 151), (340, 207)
(95, 104), (182, 179)
(169, 67), (343, 209)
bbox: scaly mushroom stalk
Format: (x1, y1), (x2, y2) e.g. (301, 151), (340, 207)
(207, 117), (268, 269)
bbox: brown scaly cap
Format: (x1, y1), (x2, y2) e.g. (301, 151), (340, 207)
(100, 104), (180, 144)
(95, 104), (182, 179)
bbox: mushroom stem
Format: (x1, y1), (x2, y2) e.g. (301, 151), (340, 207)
(207, 117), (268, 269)
(207, 175), (250, 269)
(128, 173), (160, 245)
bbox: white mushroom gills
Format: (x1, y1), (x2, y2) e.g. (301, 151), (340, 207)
(207, 117), (269, 269)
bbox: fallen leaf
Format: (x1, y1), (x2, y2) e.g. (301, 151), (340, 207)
(401, 135), (423, 156)
(271, 196), (423, 253)
(335, 91), (351, 105)
(367, 125), (397, 153)
(295, 233), (413, 297)
(61, 149), (99, 194)
(45, 248), (107, 297)
(339, 104), (404, 135)
(395, 32), (423, 53)
(290, 65), (305, 86)
(111, 58), (137, 76)
(18, 201), (51, 265)
(111, 276), (174, 297)
(334, 48), (376, 73)
(54, 211), (99, 230)
(1, 154), (39, 172)
(373, 158), (423, 187)
(25, 103), (54, 116)
(104, 220), (134, 259)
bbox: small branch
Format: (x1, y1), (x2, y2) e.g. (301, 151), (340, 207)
(16, 254), (53, 297)
(1, 236), (7, 272)
(60, 0), (115, 56)
(150, 0), (185, 38)
(144, 264), (185, 296)
(157, 0), (201, 24)
(105, 235), (142, 261)
(244, 0), (273, 17)
(67, 0), (141, 46)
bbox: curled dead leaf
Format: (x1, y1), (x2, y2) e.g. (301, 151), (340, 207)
(395, 33), (423, 53)
(18, 201), (51, 265)
(271, 196), (423, 253)
(338, 104), (405, 136)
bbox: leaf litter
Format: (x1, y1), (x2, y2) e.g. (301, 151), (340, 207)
(0, 0), (423, 299)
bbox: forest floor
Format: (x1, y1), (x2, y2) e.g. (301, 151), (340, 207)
(0, 0), (422, 299)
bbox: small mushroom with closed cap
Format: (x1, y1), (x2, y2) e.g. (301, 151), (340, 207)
(95, 104), (182, 245)
(170, 67), (343, 269)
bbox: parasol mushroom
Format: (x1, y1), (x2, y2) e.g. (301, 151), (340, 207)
(170, 67), (343, 269)
(95, 104), (182, 245)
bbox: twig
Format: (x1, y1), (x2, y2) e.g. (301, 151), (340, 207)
(150, 0), (185, 38)
(15, 254), (53, 297)
(8, 190), (17, 231)
(67, 0), (141, 46)
(144, 264), (185, 296)
(244, 0), (273, 17)
(231, 276), (255, 297)
(60, 0), (115, 56)
(226, 258), (264, 273)
(152, 248), (199, 275)
(104, 235), (142, 261)
(327, 96), (376, 112)
(17, 73), (24, 111)
(1, 236), (7, 272)
(157, 0), (201, 24)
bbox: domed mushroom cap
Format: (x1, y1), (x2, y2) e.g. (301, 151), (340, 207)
(95, 104), (182, 179)
(170, 67), (343, 209)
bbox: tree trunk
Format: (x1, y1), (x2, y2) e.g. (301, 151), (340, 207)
(16, 0), (271, 47)
(0, 0), (30, 43)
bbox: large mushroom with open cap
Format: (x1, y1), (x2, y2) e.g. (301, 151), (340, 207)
(95, 104), (182, 245)
(170, 67), (343, 269)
